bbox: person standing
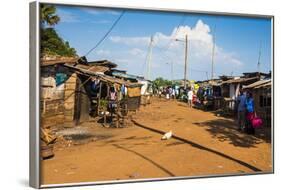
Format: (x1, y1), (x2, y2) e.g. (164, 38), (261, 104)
(166, 87), (170, 100)
(172, 88), (176, 99)
(236, 89), (246, 131)
(245, 91), (255, 134)
(187, 88), (193, 108)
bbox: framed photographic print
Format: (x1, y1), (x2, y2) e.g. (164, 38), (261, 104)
(30, 1), (274, 188)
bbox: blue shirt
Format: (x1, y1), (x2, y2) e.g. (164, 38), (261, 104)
(246, 98), (254, 113)
(237, 94), (246, 112)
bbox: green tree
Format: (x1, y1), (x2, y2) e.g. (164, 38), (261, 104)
(153, 77), (172, 88)
(40, 4), (60, 27)
(41, 28), (77, 56)
(40, 4), (77, 57)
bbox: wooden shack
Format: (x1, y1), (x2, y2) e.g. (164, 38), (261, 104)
(41, 57), (143, 129)
(40, 57), (78, 129)
(243, 79), (272, 127)
(110, 70), (144, 109)
(63, 62), (143, 125)
(220, 75), (261, 110)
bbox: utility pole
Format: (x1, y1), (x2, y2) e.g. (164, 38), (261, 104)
(211, 34), (216, 80)
(146, 36), (154, 80)
(211, 22), (217, 80)
(184, 34), (188, 89)
(175, 34), (188, 89)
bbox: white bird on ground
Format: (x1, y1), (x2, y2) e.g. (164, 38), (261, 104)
(161, 131), (172, 140)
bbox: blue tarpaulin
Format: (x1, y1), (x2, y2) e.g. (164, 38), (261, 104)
(56, 73), (68, 86)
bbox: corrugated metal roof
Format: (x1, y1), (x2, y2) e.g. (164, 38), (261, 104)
(221, 76), (259, 84)
(243, 79), (271, 89)
(254, 81), (272, 89)
(112, 71), (139, 80)
(41, 57), (78, 66)
(88, 66), (109, 73)
(63, 63), (142, 87)
(87, 60), (117, 68)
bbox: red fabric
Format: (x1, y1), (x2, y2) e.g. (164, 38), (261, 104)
(252, 117), (263, 128)
(192, 95), (197, 103)
(246, 112), (263, 128)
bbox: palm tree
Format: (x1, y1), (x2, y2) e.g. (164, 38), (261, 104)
(40, 4), (60, 27)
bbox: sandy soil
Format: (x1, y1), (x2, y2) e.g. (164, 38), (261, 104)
(41, 97), (272, 185)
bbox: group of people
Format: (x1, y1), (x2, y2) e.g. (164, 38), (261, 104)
(155, 86), (195, 108)
(156, 86), (179, 100)
(236, 89), (256, 134)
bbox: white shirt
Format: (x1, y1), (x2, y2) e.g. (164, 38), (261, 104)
(188, 90), (193, 100)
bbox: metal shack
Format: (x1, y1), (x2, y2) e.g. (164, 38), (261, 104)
(243, 78), (272, 127)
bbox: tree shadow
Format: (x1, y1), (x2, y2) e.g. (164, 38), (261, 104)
(193, 119), (271, 148)
(132, 119), (262, 172)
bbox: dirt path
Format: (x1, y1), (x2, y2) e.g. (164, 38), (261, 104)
(41, 97), (272, 185)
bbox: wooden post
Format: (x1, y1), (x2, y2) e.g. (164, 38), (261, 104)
(97, 81), (102, 116)
(116, 92), (120, 128)
(184, 34), (188, 89)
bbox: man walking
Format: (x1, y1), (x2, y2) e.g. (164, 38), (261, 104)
(187, 88), (193, 108)
(237, 89), (246, 131)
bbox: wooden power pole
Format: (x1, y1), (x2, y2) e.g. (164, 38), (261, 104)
(146, 36), (154, 80)
(211, 20), (218, 80)
(184, 34), (188, 89)
(211, 33), (216, 80)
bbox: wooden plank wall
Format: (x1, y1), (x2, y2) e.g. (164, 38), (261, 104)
(40, 66), (77, 128)
(253, 88), (272, 128)
(41, 66), (65, 128)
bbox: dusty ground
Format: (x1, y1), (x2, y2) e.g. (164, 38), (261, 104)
(41, 97), (272, 185)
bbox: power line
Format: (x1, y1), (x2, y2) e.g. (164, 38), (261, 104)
(84, 11), (125, 57)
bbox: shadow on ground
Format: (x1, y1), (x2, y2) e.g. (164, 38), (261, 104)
(132, 119), (262, 172)
(112, 144), (176, 177)
(193, 119), (271, 148)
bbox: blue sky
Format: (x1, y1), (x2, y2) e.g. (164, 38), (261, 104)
(53, 5), (272, 81)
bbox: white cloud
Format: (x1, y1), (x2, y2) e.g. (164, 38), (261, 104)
(107, 20), (244, 80)
(91, 20), (111, 24)
(58, 10), (80, 23)
(115, 59), (130, 64)
(110, 36), (150, 46)
(129, 48), (145, 56)
(96, 50), (110, 56)
(80, 7), (120, 15)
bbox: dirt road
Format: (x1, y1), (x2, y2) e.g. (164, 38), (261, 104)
(41, 97), (272, 185)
